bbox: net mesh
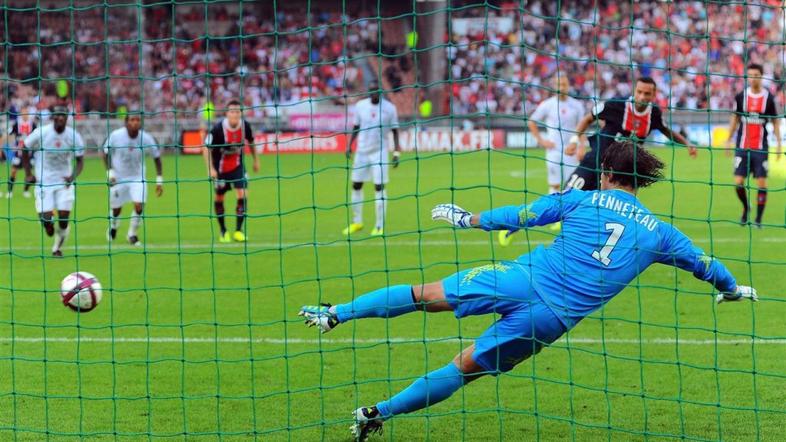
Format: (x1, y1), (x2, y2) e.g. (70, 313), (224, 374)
(0, 1), (784, 440)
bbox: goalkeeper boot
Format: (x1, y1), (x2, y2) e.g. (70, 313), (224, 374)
(342, 223), (364, 236)
(218, 231), (232, 243)
(549, 221), (562, 232)
(298, 303), (339, 333)
(350, 406), (383, 442)
(370, 227), (384, 237)
(233, 231), (247, 242)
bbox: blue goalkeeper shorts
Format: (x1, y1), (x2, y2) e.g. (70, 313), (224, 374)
(442, 260), (566, 374)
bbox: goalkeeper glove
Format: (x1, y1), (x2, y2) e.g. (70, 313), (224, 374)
(716, 285), (758, 304)
(432, 204), (473, 228)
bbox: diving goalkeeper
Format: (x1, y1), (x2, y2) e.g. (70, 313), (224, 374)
(299, 141), (757, 441)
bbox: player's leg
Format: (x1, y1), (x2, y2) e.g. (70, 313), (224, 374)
(299, 282), (438, 333)
(753, 153), (768, 227)
(51, 210), (71, 257)
(213, 177), (230, 242)
(370, 157), (388, 236)
(107, 207), (122, 241)
(344, 154), (368, 235)
(127, 202), (144, 246)
(39, 211), (55, 237)
(365, 306), (566, 423)
(733, 149), (750, 224)
(36, 185), (55, 237)
(352, 345), (478, 440)
(126, 181), (147, 245)
(371, 183), (386, 236)
(300, 260), (529, 331)
(107, 182), (127, 241)
(52, 186), (75, 257)
(7, 163), (17, 197)
(232, 178), (248, 242)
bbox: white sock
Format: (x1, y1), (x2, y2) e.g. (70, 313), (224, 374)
(109, 211), (120, 230)
(53, 225), (70, 252)
(375, 190), (386, 230)
(128, 211), (142, 237)
(351, 189), (363, 225)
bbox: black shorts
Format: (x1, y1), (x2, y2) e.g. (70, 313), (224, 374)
(734, 149), (768, 178)
(565, 166), (598, 191)
(215, 166), (247, 194)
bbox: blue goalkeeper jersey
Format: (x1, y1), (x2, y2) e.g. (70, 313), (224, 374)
(478, 189), (737, 328)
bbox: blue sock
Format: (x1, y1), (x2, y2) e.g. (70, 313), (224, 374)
(334, 284), (417, 323)
(376, 363), (464, 419)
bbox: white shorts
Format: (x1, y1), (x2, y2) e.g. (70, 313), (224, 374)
(35, 184), (75, 213)
(110, 181), (147, 208)
(351, 151), (388, 185)
(546, 154), (579, 187)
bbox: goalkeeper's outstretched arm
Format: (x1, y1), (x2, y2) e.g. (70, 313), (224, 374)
(657, 224), (758, 304)
(432, 191), (582, 231)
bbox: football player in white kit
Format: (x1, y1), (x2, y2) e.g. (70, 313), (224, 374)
(343, 81), (401, 237)
(102, 112), (164, 246)
(21, 106), (85, 257)
(499, 75), (585, 245)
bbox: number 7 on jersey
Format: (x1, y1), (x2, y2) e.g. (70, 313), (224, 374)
(592, 222), (625, 266)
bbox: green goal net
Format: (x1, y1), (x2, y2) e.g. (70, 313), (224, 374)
(0, 1), (784, 440)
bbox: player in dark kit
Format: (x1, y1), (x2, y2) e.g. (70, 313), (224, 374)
(3, 109), (37, 198)
(726, 63), (781, 228)
(564, 77), (697, 191)
(201, 99), (260, 243)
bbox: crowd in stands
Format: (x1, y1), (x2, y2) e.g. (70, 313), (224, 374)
(448, 0), (786, 115)
(142, 4), (384, 118)
(1, 4), (388, 118)
(0, 1), (784, 119)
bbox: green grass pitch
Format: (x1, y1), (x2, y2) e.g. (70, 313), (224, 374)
(0, 147), (784, 441)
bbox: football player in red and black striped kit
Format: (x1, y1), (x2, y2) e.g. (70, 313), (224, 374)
(3, 109), (37, 198)
(202, 99), (260, 242)
(726, 63), (781, 227)
(565, 77), (697, 191)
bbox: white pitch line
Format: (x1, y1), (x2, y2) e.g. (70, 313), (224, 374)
(2, 336), (785, 345)
(2, 234), (785, 253)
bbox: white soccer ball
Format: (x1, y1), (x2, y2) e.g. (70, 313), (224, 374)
(60, 272), (103, 313)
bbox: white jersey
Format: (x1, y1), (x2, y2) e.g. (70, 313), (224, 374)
(352, 98), (399, 154)
(103, 128), (160, 182)
(24, 123), (85, 186)
(530, 95), (585, 156)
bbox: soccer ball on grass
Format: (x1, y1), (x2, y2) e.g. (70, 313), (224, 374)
(60, 272), (103, 313)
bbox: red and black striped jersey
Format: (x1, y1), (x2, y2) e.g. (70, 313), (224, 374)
(205, 118), (254, 173)
(593, 97), (667, 142)
(734, 88), (778, 151)
(9, 118), (36, 146)
(578, 97), (670, 171)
